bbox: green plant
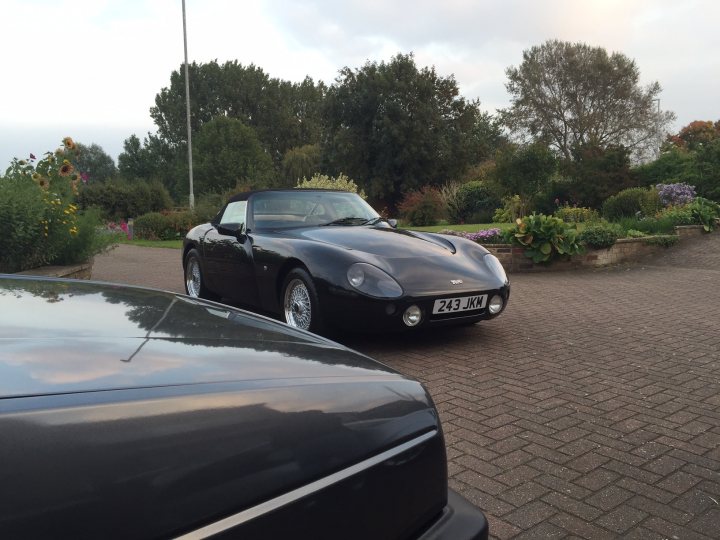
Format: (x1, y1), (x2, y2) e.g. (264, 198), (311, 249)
(296, 173), (366, 199)
(578, 223), (620, 249)
(624, 229), (646, 238)
(554, 205), (600, 223)
(643, 235), (679, 247)
(602, 187), (658, 220)
(509, 214), (583, 263)
(493, 195), (524, 223)
(656, 205), (695, 226)
(78, 179), (172, 219)
(1, 138), (115, 272)
(398, 186), (445, 226)
(688, 197), (720, 231)
(134, 211), (197, 240)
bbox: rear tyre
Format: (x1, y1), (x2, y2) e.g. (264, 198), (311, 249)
(282, 268), (324, 333)
(184, 249), (218, 301)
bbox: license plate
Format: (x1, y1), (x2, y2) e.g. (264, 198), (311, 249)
(432, 294), (487, 314)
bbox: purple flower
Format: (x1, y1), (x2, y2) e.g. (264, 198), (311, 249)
(656, 183), (696, 206)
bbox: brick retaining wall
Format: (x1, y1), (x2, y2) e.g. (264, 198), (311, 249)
(485, 225), (708, 273)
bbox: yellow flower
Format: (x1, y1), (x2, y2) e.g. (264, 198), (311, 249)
(37, 178), (50, 190)
(63, 159), (70, 165)
(59, 163), (74, 176)
(69, 226), (79, 236)
(62, 137), (76, 150)
(32, 172), (41, 181)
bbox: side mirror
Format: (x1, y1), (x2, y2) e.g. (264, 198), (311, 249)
(387, 219), (398, 229)
(216, 223), (246, 241)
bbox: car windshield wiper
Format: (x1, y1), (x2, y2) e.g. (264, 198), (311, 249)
(322, 217), (373, 226)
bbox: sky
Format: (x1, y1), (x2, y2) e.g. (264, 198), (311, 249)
(1, 0), (718, 170)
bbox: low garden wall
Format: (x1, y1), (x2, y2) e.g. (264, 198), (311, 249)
(17, 260), (93, 280)
(486, 225), (707, 273)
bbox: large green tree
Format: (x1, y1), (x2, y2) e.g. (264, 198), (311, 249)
(494, 143), (557, 213)
(322, 53), (501, 208)
(150, 61), (325, 165)
(72, 143), (117, 182)
(501, 40), (675, 161)
(118, 134), (187, 199)
(193, 116), (273, 194)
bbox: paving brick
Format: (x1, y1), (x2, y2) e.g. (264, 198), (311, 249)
(596, 506), (648, 534)
(93, 235), (720, 539)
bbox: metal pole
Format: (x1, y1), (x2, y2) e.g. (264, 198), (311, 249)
(182, 0), (195, 209)
(652, 98), (661, 158)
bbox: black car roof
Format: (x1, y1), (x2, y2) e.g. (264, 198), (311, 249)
(227, 189), (352, 203)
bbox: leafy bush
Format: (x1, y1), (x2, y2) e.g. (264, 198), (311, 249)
(78, 179), (172, 219)
(656, 182), (696, 206)
(398, 186), (445, 226)
(615, 216), (677, 235)
(509, 214), (583, 263)
(578, 223), (620, 249)
(296, 173), (366, 199)
(643, 235), (679, 247)
(656, 205), (695, 226)
(493, 195), (524, 223)
(625, 229), (646, 238)
(1, 139), (114, 272)
(602, 187), (661, 220)
(133, 210), (198, 240)
(554, 205), (599, 223)
(688, 197), (720, 231)
(445, 181), (500, 224)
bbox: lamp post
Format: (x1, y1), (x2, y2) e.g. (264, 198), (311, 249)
(182, 0), (195, 209)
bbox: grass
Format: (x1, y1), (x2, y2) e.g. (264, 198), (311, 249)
(119, 237), (183, 249)
(409, 222), (513, 233)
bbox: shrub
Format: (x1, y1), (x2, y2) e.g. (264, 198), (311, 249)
(643, 235), (680, 247)
(134, 211), (197, 240)
(615, 216), (677, 235)
(602, 187), (660, 220)
(78, 179), (172, 219)
(688, 197), (720, 231)
(509, 214), (583, 263)
(625, 229), (646, 238)
(493, 195), (524, 223)
(578, 223), (620, 249)
(296, 173), (366, 199)
(453, 181), (500, 223)
(0, 139), (114, 272)
(554, 205), (600, 223)
(656, 182), (696, 206)
(656, 205), (695, 226)
(398, 186), (444, 226)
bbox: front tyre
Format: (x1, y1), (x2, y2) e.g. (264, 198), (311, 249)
(184, 249), (218, 300)
(282, 268), (324, 333)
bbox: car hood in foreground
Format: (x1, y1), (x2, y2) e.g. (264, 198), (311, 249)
(0, 276), (444, 538)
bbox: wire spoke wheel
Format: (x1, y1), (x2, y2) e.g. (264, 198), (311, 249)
(185, 257), (202, 297)
(284, 278), (312, 330)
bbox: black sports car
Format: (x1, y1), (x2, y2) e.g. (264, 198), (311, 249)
(183, 189), (509, 333)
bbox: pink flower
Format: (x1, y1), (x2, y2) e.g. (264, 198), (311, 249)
(81, 172), (89, 183)
(120, 221), (128, 233)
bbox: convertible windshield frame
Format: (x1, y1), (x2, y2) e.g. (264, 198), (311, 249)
(249, 191), (380, 230)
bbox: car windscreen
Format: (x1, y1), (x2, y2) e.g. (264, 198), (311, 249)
(250, 191), (379, 229)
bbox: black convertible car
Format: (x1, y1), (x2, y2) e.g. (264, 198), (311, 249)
(0, 276), (488, 539)
(183, 189), (509, 333)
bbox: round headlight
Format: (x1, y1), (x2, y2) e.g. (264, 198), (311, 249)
(403, 305), (423, 327)
(347, 266), (365, 287)
(346, 263), (403, 298)
(488, 294), (504, 315)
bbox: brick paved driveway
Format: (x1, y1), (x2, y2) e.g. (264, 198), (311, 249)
(92, 235), (720, 539)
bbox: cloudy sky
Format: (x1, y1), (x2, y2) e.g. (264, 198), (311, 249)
(2, 0), (718, 169)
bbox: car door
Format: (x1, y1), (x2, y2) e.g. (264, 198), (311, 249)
(202, 201), (259, 307)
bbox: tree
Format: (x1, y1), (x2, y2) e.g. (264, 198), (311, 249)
(118, 134), (187, 200)
(281, 144), (321, 187)
(501, 40), (675, 161)
(322, 53), (500, 209)
(666, 120), (720, 151)
(494, 143), (557, 214)
(192, 116), (273, 194)
(562, 144), (635, 208)
(72, 143), (117, 182)
(150, 61), (325, 165)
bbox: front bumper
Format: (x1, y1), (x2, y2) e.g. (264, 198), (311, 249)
(321, 284), (510, 332)
(418, 489), (489, 540)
